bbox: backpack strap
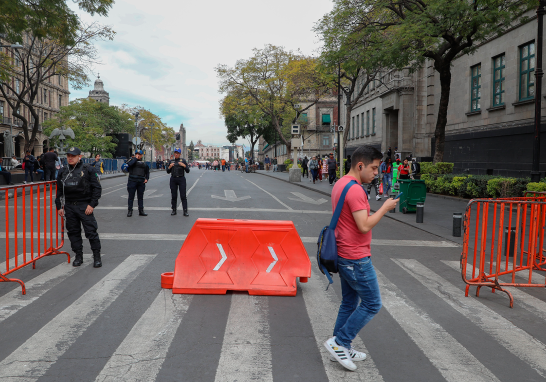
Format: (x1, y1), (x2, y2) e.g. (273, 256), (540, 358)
(328, 180), (358, 230)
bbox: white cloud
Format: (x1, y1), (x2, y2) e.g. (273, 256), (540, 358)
(71, 0), (334, 146)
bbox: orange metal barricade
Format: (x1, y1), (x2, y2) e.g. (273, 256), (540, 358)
(460, 196), (546, 307)
(1, 181), (70, 294)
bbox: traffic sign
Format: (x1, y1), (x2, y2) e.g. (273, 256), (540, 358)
(132, 137), (141, 146)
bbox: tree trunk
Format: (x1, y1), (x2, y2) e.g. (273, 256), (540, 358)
(433, 66), (452, 164)
(343, 105), (352, 152)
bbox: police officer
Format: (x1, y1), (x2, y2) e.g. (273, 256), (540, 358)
(167, 148), (190, 216)
(126, 149), (149, 217)
(55, 147), (103, 268)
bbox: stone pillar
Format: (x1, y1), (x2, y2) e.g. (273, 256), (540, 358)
(397, 89), (415, 160)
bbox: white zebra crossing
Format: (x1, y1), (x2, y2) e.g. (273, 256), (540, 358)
(0, 254), (96, 323)
(0, 254), (155, 381)
(95, 290), (193, 382)
(443, 260), (546, 322)
(214, 294), (273, 382)
(394, 258), (546, 380)
(375, 268), (499, 382)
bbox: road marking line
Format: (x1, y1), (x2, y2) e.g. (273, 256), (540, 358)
(214, 294), (273, 382)
(394, 258), (546, 379)
(266, 246), (278, 273)
(0, 254), (97, 323)
(301, 262), (384, 381)
(376, 268), (499, 382)
(211, 190), (251, 202)
(288, 192), (328, 205)
(443, 260), (546, 323)
(179, 172), (204, 208)
(244, 178), (293, 210)
(0, 254), (155, 381)
(94, 207), (332, 214)
(213, 244), (228, 271)
(95, 291), (193, 382)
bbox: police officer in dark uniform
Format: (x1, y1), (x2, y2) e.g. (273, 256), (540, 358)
(167, 148), (190, 216)
(126, 149), (149, 217)
(55, 147), (103, 268)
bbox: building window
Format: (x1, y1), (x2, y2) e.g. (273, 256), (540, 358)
(58, 75), (62, 85)
(519, 42), (535, 101)
(15, 79), (20, 93)
(49, 90), (51, 107)
(0, 100), (4, 118)
(493, 55), (505, 106)
(351, 116), (355, 139)
(321, 114), (331, 126)
(361, 112), (364, 137)
(58, 94), (62, 108)
(44, 112), (48, 120)
(366, 110), (370, 135)
(372, 108), (376, 134)
(299, 113), (308, 123)
(43, 89), (47, 104)
(356, 114), (360, 138)
(322, 135), (330, 147)
(470, 64), (481, 111)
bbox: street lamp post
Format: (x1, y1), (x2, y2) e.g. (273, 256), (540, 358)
(149, 122), (154, 165)
(532, 0), (546, 182)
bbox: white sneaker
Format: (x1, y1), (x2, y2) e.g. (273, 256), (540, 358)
(324, 337), (357, 371)
(329, 348), (367, 362)
(23, 181), (27, 184)
(376, 195), (382, 201)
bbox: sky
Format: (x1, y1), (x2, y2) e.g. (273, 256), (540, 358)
(71, 0), (335, 147)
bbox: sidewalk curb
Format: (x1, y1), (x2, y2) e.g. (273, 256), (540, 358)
(255, 171), (461, 246)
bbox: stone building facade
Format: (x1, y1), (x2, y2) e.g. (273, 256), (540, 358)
(343, 12), (546, 178)
(0, 45), (70, 158)
(261, 96), (339, 164)
(88, 76), (110, 105)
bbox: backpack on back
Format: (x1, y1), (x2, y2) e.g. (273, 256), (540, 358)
(316, 180), (361, 287)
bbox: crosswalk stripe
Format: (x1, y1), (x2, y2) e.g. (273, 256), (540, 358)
(0, 254), (96, 323)
(443, 260), (546, 322)
(375, 268), (499, 382)
(300, 266), (384, 381)
(0, 254), (155, 381)
(394, 258), (546, 379)
(214, 294), (273, 382)
(95, 290), (192, 382)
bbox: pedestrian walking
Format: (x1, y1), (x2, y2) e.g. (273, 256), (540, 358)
(327, 153), (337, 185)
(126, 150), (149, 217)
(42, 147), (58, 181)
(54, 153), (62, 179)
(23, 151), (35, 184)
(55, 147), (103, 268)
(0, 163), (14, 185)
(213, 160), (218, 172)
(264, 155), (271, 171)
(273, 156), (278, 172)
(93, 154), (104, 180)
(302, 156), (309, 178)
(398, 158), (411, 180)
(324, 145), (398, 371)
(167, 148), (190, 216)
(309, 156), (319, 184)
(367, 174), (381, 200)
(380, 157), (393, 196)
(221, 159), (226, 172)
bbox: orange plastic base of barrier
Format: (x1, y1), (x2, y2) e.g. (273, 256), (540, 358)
(162, 218), (311, 296)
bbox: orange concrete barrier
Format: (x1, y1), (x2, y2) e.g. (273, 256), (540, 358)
(162, 218), (311, 296)
(1, 182), (70, 294)
(461, 196), (546, 307)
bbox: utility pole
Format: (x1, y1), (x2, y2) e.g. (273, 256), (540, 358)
(532, 0), (545, 182)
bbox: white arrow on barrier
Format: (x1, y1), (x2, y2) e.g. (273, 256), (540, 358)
(288, 192), (327, 205)
(213, 243), (228, 271)
(211, 190), (251, 202)
(266, 246), (278, 273)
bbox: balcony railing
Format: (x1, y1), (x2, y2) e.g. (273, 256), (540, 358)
(1, 117), (41, 129)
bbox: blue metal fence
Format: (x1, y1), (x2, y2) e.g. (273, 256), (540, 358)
(80, 158), (155, 173)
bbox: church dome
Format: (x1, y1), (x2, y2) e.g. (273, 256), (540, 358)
(94, 76), (104, 91)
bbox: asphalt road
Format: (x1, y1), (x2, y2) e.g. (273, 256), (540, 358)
(1, 168), (545, 382)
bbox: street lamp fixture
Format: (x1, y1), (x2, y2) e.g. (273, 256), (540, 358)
(0, 43), (23, 49)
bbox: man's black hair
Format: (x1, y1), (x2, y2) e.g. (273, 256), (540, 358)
(49, 147), (54, 151)
(351, 145), (383, 168)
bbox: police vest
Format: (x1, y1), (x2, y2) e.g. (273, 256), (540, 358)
(171, 160), (185, 177)
(130, 160), (147, 177)
(61, 164), (90, 200)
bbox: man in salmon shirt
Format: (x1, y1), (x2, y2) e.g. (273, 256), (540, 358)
(324, 145), (399, 371)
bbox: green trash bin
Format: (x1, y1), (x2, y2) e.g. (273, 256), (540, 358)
(398, 179), (427, 213)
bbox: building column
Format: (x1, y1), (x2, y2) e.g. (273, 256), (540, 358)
(397, 89), (415, 159)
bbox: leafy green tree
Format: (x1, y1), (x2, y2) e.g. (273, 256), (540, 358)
(0, 23), (115, 151)
(338, 0), (537, 162)
(216, 45), (330, 156)
(119, 105), (176, 149)
(43, 98), (133, 157)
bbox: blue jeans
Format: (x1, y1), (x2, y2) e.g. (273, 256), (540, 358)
(383, 173), (392, 195)
(333, 256), (382, 349)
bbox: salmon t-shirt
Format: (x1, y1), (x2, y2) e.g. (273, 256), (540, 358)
(331, 175), (371, 259)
